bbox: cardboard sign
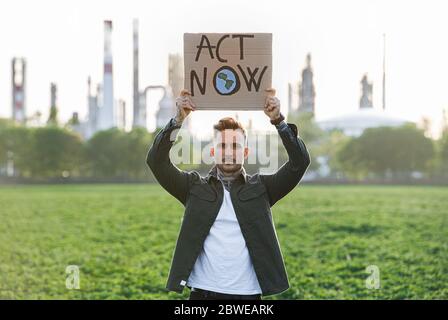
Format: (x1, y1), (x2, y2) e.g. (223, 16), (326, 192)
(183, 33), (272, 110)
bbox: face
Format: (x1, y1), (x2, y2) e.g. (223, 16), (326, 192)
(210, 129), (249, 174)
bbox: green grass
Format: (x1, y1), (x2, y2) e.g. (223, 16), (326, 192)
(0, 184), (447, 299)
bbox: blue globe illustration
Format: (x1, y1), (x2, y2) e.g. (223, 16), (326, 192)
(214, 67), (239, 95)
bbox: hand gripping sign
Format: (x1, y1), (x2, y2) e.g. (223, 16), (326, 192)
(184, 33), (272, 110)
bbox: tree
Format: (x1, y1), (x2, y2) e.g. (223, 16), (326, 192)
(316, 129), (351, 177)
(285, 112), (326, 172)
(85, 128), (154, 179)
(437, 132), (448, 178)
(122, 128), (153, 179)
(336, 124), (434, 180)
(0, 123), (33, 177)
(28, 127), (83, 178)
(85, 128), (128, 177)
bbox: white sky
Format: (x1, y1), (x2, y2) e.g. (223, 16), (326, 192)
(1, 0), (447, 137)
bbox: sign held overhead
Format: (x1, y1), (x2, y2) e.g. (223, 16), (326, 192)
(183, 33), (272, 110)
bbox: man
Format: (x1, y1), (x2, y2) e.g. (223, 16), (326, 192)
(146, 88), (311, 300)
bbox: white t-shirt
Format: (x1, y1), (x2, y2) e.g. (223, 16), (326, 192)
(187, 182), (262, 295)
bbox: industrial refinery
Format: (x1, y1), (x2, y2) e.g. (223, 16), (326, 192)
(10, 19), (184, 140)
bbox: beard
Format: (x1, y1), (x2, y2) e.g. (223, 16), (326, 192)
(216, 162), (243, 175)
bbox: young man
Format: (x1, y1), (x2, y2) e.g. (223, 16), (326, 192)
(146, 88), (311, 300)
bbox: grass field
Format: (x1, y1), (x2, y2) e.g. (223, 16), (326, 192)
(0, 184), (447, 299)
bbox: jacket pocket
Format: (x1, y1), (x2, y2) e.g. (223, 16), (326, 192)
(237, 183), (271, 224)
(238, 183), (267, 201)
(189, 184), (217, 202)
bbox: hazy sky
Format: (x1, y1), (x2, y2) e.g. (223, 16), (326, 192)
(1, 0), (447, 137)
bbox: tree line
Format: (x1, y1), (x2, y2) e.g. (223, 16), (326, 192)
(287, 113), (448, 182)
(1, 116), (447, 182)
(0, 119), (153, 180)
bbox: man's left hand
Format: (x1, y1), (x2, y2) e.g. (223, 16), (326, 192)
(264, 88), (281, 121)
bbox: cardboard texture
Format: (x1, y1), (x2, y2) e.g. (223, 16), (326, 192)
(184, 33), (272, 110)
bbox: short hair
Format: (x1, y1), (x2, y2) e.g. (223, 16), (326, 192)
(213, 117), (247, 144)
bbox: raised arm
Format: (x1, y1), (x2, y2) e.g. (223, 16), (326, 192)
(146, 90), (196, 206)
(259, 88), (311, 206)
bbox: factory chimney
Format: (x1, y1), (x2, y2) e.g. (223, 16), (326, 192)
(11, 57), (27, 125)
(99, 20), (115, 130)
(132, 19), (144, 128)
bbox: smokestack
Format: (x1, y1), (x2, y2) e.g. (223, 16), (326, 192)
(168, 54), (184, 100)
(47, 82), (58, 125)
(118, 99), (126, 130)
(50, 82), (57, 108)
(132, 19), (142, 128)
(87, 76), (92, 97)
(99, 20), (115, 130)
(11, 57), (26, 124)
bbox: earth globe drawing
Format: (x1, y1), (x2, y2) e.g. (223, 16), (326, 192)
(214, 66), (240, 95)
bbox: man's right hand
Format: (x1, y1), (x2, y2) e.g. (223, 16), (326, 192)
(175, 89), (196, 124)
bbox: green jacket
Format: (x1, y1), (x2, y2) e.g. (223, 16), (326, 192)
(146, 118), (311, 296)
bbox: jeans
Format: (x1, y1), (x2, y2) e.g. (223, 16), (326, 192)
(188, 287), (262, 300)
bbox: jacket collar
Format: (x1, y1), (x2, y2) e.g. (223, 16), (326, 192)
(206, 164), (248, 184)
